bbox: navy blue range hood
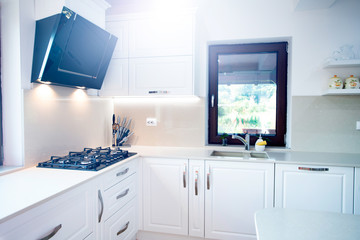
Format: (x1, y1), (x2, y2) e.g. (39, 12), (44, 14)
(31, 6), (117, 90)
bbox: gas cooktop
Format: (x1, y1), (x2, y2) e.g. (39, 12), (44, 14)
(37, 147), (136, 171)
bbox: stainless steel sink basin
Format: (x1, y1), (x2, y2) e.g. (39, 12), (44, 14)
(210, 151), (246, 158)
(210, 150), (269, 159)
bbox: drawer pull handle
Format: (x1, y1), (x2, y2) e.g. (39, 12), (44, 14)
(207, 172), (210, 190)
(98, 190), (104, 223)
(183, 164), (187, 188)
(39, 224), (62, 240)
(116, 188), (130, 200)
(195, 170), (199, 196)
(116, 168), (129, 177)
(117, 221), (130, 236)
(298, 167), (329, 172)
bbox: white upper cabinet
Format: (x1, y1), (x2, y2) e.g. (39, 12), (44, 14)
(275, 164), (354, 214)
(106, 20), (129, 59)
(129, 56), (193, 96)
(101, 11), (195, 97)
(128, 13), (193, 58)
(205, 161), (274, 240)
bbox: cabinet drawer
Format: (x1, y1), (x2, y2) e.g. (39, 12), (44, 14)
(103, 199), (137, 240)
(0, 183), (95, 240)
(103, 159), (137, 190)
(129, 56), (193, 96)
(104, 173), (137, 220)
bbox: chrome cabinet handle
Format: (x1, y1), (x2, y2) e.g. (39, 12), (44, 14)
(116, 188), (130, 200)
(98, 190), (104, 223)
(211, 94), (214, 108)
(194, 170), (199, 196)
(116, 168), (129, 177)
(298, 167), (329, 172)
(207, 172), (210, 190)
(117, 221), (130, 236)
(39, 224), (62, 240)
(183, 166), (187, 188)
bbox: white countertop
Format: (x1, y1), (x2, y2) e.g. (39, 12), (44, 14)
(255, 208), (360, 240)
(1, 146), (360, 224)
(0, 155), (138, 224)
(123, 145), (360, 167)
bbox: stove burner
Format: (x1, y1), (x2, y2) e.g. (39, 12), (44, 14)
(37, 147), (136, 171)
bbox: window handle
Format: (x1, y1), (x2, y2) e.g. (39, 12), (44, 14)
(211, 94), (215, 108)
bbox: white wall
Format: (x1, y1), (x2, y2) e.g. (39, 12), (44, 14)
(113, 0), (360, 152)
(1, 0), (114, 167)
(194, 0), (360, 97)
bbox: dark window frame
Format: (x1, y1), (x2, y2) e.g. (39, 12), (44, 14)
(208, 42), (288, 146)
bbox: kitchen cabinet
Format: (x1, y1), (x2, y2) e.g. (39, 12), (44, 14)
(98, 159), (138, 240)
(188, 159), (205, 237)
(205, 161), (274, 240)
(275, 163), (354, 214)
(0, 180), (97, 240)
(129, 56), (193, 96)
(128, 13), (193, 58)
(355, 168), (360, 215)
(142, 157), (189, 235)
(100, 11), (195, 97)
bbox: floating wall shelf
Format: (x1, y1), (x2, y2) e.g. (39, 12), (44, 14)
(323, 89), (360, 96)
(323, 59), (360, 68)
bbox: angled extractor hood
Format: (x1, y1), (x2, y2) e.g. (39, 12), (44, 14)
(31, 6), (117, 90)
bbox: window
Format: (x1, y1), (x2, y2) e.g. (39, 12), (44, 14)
(208, 42), (288, 146)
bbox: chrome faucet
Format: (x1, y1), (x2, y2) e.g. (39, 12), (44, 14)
(232, 133), (250, 150)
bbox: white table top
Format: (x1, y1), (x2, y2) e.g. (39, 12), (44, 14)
(255, 208), (360, 240)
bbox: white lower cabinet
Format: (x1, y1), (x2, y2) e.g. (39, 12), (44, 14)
(103, 199), (137, 240)
(275, 163), (354, 214)
(0, 181), (96, 240)
(98, 159), (138, 240)
(354, 168), (360, 215)
(142, 158), (274, 240)
(142, 157), (189, 235)
(205, 161), (274, 240)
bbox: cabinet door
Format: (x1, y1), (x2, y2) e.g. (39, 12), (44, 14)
(128, 13), (193, 58)
(188, 160), (205, 238)
(143, 157), (188, 235)
(0, 182), (96, 240)
(106, 20), (129, 59)
(103, 199), (137, 240)
(129, 56), (193, 96)
(100, 58), (129, 96)
(275, 164), (354, 214)
(354, 168), (359, 215)
(205, 161), (274, 240)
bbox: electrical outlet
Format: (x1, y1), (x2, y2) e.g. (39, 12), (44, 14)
(146, 118), (157, 126)
(356, 121), (360, 130)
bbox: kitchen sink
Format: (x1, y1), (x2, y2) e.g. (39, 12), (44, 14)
(210, 150), (269, 159)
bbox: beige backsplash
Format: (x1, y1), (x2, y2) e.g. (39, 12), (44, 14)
(114, 97), (206, 147)
(23, 85), (113, 167)
(114, 95), (360, 154)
